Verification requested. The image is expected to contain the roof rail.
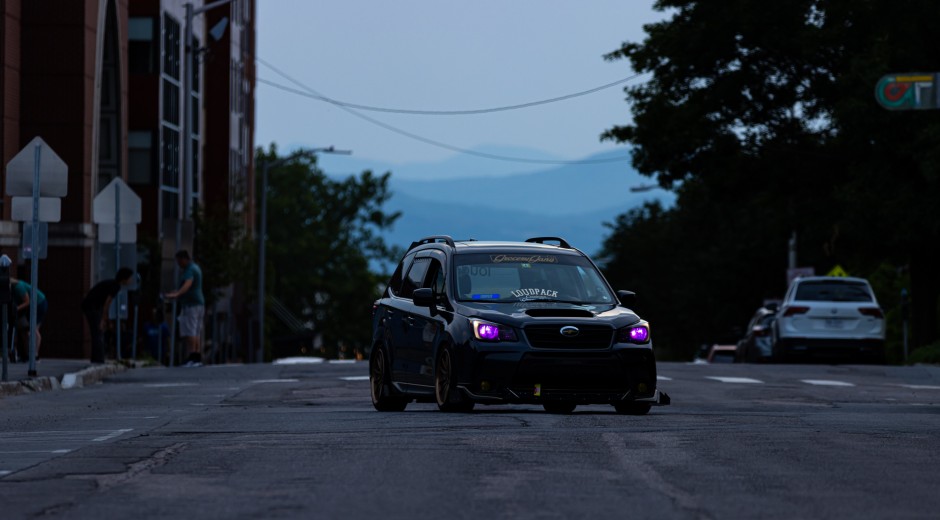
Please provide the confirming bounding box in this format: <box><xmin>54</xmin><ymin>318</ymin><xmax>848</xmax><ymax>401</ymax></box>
<box><xmin>408</xmin><ymin>235</ymin><xmax>456</xmax><ymax>251</ymax></box>
<box><xmin>525</xmin><ymin>236</ymin><xmax>572</xmax><ymax>249</ymax></box>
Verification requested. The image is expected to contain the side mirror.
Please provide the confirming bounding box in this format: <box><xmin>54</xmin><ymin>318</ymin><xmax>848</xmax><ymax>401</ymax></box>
<box><xmin>616</xmin><ymin>290</ymin><xmax>636</xmax><ymax>308</ymax></box>
<box><xmin>413</xmin><ymin>288</ymin><xmax>435</xmax><ymax>308</ymax></box>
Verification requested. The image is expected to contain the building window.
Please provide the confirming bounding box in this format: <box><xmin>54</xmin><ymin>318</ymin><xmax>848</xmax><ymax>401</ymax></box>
<box><xmin>162</xmin><ymin>13</ymin><xmax>180</xmax><ymax>79</ymax></box>
<box><xmin>129</xmin><ymin>17</ymin><xmax>156</xmax><ymax>75</ymax></box>
<box><xmin>128</xmin><ymin>131</ymin><xmax>154</xmax><ymax>185</ymax></box>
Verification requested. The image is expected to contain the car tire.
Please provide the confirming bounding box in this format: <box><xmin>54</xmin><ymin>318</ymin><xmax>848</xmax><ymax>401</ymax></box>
<box><xmin>613</xmin><ymin>402</ymin><xmax>652</xmax><ymax>415</ymax></box>
<box><xmin>370</xmin><ymin>346</ymin><xmax>408</xmax><ymax>412</ymax></box>
<box><xmin>435</xmin><ymin>346</ymin><xmax>474</xmax><ymax>413</ymax></box>
<box><xmin>543</xmin><ymin>402</ymin><xmax>576</xmax><ymax>414</ymax></box>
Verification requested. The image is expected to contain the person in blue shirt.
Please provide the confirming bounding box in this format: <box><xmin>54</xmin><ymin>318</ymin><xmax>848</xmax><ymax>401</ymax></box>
<box><xmin>164</xmin><ymin>250</ymin><xmax>205</xmax><ymax>366</ymax></box>
<box><xmin>11</xmin><ymin>277</ymin><xmax>47</xmax><ymax>359</ymax></box>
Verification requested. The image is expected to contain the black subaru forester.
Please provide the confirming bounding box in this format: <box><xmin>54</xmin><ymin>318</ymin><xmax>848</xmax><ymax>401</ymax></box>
<box><xmin>370</xmin><ymin>236</ymin><xmax>670</xmax><ymax>414</ymax></box>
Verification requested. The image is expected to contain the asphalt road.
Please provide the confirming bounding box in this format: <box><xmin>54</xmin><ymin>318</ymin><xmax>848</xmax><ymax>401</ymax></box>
<box><xmin>1</xmin><ymin>360</ymin><xmax>939</xmax><ymax>519</ymax></box>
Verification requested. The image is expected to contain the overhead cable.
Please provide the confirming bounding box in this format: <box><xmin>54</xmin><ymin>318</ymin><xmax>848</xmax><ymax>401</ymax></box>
<box><xmin>256</xmin><ymin>57</ymin><xmax>639</xmax><ymax>165</ymax></box>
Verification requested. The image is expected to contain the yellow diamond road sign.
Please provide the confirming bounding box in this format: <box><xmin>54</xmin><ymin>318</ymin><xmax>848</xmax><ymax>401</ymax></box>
<box><xmin>827</xmin><ymin>265</ymin><xmax>849</xmax><ymax>277</ymax></box>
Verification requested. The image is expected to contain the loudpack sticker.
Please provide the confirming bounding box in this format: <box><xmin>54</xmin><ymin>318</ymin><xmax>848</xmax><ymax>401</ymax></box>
<box><xmin>490</xmin><ymin>255</ymin><xmax>557</xmax><ymax>264</ymax></box>
<box><xmin>511</xmin><ymin>288</ymin><xmax>558</xmax><ymax>298</ymax></box>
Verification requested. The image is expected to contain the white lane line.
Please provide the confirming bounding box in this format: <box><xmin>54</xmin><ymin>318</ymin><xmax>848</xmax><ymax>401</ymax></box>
<box><xmin>339</xmin><ymin>376</ymin><xmax>370</xmax><ymax>381</ymax></box>
<box><xmin>0</xmin><ymin>470</ymin><xmax>11</xmax><ymax>476</ymax></box>
<box><xmin>143</xmin><ymin>383</ymin><xmax>199</xmax><ymax>388</ymax></box>
<box><xmin>706</xmin><ymin>376</ymin><xmax>764</xmax><ymax>384</ymax></box>
<box><xmin>895</xmin><ymin>384</ymin><xmax>940</xmax><ymax>390</ymax></box>
<box><xmin>657</xmin><ymin>376</ymin><xmax>672</xmax><ymax>381</ymax></box>
<box><xmin>329</xmin><ymin>359</ymin><xmax>358</xmax><ymax>365</ymax></box>
<box><xmin>92</xmin><ymin>429</ymin><xmax>133</xmax><ymax>442</ymax></box>
<box><xmin>802</xmin><ymin>379</ymin><xmax>855</xmax><ymax>387</ymax></box>
<box><xmin>249</xmin><ymin>379</ymin><xmax>299</xmax><ymax>384</ymax></box>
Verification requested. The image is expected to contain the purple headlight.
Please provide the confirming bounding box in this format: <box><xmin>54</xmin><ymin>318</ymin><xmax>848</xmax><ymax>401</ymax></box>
<box><xmin>472</xmin><ymin>320</ymin><xmax>517</xmax><ymax>342</ymax></box>
<box><xmin>629</xmin><ymin>326</ymin><xmax>649</xmax><ymax>342</ymax></box>
<box><xmin>618</xmin><ymin>324</ymin><xmax>650</xmax><ymax>344</ymax></box>
<box><xmin>477</xmin><ymin>323</ymin><xmax>500</xmax><ymax>340</ymax></box>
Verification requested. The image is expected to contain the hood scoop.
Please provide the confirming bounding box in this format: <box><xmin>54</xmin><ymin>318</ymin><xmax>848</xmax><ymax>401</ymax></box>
<box><xmin>524</xmin><ymin>308</ymin><xmax>595</xmax><ymax>318</ymax></box>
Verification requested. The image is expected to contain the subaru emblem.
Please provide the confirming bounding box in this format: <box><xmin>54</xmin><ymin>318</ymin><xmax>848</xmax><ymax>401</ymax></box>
<box><xmin>560</xmin><ymin>326</ymin><xmax>579</xmax><ymax>337</ymax></box>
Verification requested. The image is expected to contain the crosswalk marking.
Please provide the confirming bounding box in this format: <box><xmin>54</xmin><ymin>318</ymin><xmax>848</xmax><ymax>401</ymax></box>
<box><xmin>801</xmin><ymin>380</ymin><xmax>855</xmax><ymax>387</ymax></box>
<box><xmin>706</xmin><ymin>376</ymin><xmax>764</xmax><ymax>384</ymax></box>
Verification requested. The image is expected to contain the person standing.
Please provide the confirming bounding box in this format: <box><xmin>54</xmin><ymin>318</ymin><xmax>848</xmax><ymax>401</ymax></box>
<box><xmin>164</xmin><ymin>250</ymin><xmax>205</xmax><ymax>366</ymax></box>
<box><xmin>82</xmin><ymin>268</ymin><xmax>134</xmax><ymax>363</ymax></box>
<box><xmin>10</xmin><ymin>277</ymin><xmax>48</xmax><ymax>360</ymax></box>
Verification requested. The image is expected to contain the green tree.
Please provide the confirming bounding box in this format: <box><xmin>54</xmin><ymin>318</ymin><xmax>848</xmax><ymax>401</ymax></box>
<box><xmin>257</xmin><ymin>145</ymin><xmax>400</xmax><ymax>357</ymax></box>
<box><xmin>602</xmin><ymin>1</ymin><xmax>940</xmax><ymax>356</ymax></box>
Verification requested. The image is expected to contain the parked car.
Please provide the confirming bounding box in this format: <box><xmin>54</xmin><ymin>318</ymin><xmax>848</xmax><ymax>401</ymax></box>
<box><xmin>772</xmin><ymin>276</ymin><xmax>885</xmax><ymax>363</ymax></box>
<box><xmin>736</xmin><ymin>304</ymin><xmax>778</xmax><ymax>363</ymax></box>
<box><xmin>370</xmin><ymin>236</ymin><xmax>670</xmax><ymax>415</ymax></box>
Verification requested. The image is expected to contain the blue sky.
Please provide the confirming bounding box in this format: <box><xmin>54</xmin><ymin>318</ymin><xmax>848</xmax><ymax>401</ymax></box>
<box><xmin>255</xmin><ymin>1</ymin><xmax>663</xmax><ymax>170</ymax></box>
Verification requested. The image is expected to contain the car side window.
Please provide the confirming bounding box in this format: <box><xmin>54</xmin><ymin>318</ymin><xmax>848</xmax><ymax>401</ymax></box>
<box><xmin>425</xmin><ymin>259</ymin><xmax>446</xmax><ymax>296</ymax></box>
<box><xmin>400</xmin><ymin>257</ymin><xmax>430</xmax><ymax>299</ymax></box>
<box><xmin>388</xmin><ymin>252</ymin><xmax>416</xmax><ymax>297</ymax></box>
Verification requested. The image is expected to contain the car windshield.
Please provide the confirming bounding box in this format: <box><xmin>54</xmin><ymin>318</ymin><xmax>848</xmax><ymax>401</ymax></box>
<box><xmin>794</xmin><ymin>280</ymin><xmax>873</xmax><ymax>302</ymax></box>
<box><xmin>453</xmin><ymin>252</ymin><xmax>615</xmax><ymax>304</ymax></box>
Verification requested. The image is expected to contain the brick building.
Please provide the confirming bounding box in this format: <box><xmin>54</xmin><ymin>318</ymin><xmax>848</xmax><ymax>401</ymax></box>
<box><xmin>0</xmin><ymin>0</ymin><xmax>255</xmax><ymax>360</ymax></box>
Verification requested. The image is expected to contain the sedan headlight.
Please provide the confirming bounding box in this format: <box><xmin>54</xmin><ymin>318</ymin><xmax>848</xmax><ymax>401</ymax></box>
<box><xmin>471</xmin><ymin>319</ymin><xmax>518</xmax><ymax>342</ymax></box>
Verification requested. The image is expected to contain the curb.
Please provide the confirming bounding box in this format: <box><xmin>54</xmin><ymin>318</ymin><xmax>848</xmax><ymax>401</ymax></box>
<box><xmin>0</xmin><ymin>362</ymin><xmax>128</xmax><ymax>398</ymax></box>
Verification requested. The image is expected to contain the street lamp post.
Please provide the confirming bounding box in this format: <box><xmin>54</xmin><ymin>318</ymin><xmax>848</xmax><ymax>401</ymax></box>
<box><xmin>256</xmin><ymin>147</ymin><xmax>351</xmax><ymax>363</ymax></box>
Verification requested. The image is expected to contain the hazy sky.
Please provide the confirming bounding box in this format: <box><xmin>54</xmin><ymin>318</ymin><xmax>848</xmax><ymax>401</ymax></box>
<box><xmin>255</xmin><ymin>1</ymin><xmax>663</xmax><ymax>169</ymax></box>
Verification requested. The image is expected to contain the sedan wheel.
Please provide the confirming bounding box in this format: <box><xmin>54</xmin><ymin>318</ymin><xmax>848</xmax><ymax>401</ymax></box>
<box><xmin>435</xmin><ymin>347</ymin><xmax>474</xmax><ymax>412</ymax></box>
<box><xmin>370</xmin><ymin>347</ymin><xmax>407</xmax><ymax>412</ymax></box>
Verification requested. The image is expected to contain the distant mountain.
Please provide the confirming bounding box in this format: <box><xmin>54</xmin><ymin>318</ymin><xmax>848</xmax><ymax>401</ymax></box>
<box><xmin>390</xmin><ymin>149</ymin><xmax>667</xmax><ymax>215</ymax></box>
<box><xmin>316</xmin><ymin>144</ymin><xmax>588</xmax><ymax>180</ymax></box>
<box><xmin>321</xmin><ymin>148</ymin><xmax>675</xmax><ymax>262</ymax></box>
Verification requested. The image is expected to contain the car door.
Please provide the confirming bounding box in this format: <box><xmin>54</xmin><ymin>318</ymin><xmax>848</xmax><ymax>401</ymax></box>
<box><xmin>391</xmin><ymin>255</ymin><xmax>432</xmax><ymax>384</ymax></box>
<box><xmin>407</xmin><ymin>254</ymin><xmax>450</xmax><ymax>387</ymax></box>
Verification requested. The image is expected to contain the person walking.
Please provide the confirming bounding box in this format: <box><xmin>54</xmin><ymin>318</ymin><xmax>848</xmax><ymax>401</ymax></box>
<box><xmin>10</xmin><ymin>277</ymin><xmax>48</xmax><ymax>360</ymax></box>
<box><xmin>164</xmin><ymin>250</ymin><xmax>205</xmax><ymax>366</ymax></box>
<box><xmin>82</xmin><ymin>268</ymin><xmax>134</xmax><ymax>363</ymax></box>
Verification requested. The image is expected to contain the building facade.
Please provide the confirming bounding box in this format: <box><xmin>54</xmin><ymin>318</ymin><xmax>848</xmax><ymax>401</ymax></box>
<box><xmin>0</xmin><ymin>0</ymin><xmax>255</xmax><ymax>360</ymax></box>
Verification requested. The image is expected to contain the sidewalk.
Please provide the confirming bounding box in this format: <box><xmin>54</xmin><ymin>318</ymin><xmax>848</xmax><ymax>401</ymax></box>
<box><xmin>0</xmin><ymin>358</ymin><xmax>128</xmax><ymax>398</ymax></box>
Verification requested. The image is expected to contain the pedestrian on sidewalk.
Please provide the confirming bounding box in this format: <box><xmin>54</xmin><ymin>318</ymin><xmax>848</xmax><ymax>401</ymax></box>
<box><xmin>163</xmin><ymin>250</ymin><xmax>205</xmax><ymax>367</ymax></box>
<box><xmin>82</xmin><ymin>268</ymin><xmax>134</xmax><ymax>363</ymax></box>
<box><xmin>10</xmin><ymin>277</ymin><xmax>48</xmax><ymax>360</ymax></box>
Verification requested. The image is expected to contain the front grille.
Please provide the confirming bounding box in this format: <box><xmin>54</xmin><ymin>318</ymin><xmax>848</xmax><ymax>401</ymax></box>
<box><xmin>523</xmin><ymin>324</ymin><xmax>614</xmax><ymax>349</ymax></box>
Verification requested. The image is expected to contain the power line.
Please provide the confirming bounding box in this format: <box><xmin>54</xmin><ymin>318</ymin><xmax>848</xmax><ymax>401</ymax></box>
<box><xmin>256</xmin><ymin>71</ymin><xmax>645</xmax><ymax>116</ymax></box>
<box><xmin>256</xmin><ymin>57</ymin><xmax>639</xmax><ymax>165</ymax></box>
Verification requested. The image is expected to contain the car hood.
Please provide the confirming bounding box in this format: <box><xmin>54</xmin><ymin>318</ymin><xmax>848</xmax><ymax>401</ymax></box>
<box><xmin>456</xmin><ymin>301</ymin><xmax>642</xmax><ymax>327</ymax></box>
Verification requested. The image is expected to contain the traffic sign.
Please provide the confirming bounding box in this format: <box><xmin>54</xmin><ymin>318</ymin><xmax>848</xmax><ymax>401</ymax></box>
<box><xmin>875</xmin><ymin>73</ymin><xmax>939</xmax><ymax>110</ymax></box>
<box><xmin>98</xmin><ymin>223</ymin><xmax>137</xmax><ymax>244</ymax></box>
<box><xmin>93</xmin><ymin>178</ymin><xmax>142</xmax><ymax>224</ymax></box>
<box><xmin>827</xmin><ymin>265</ymin><xmax>849</xmax><ymax>277</ymax></box>
<box><xmin>4</xmin><ymin>136</ymin><xmax>68</xmax><ymax>197</ymax></box>
<box><xmin>10</xmin><ymin>196</ymin><xmax>61</xmax><ymax>222</ymax></box>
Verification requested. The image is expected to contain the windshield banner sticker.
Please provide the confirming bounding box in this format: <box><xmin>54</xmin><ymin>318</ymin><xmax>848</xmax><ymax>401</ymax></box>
<box><xmin>490</xmin><ymin>254</ymin><xmax>557</xmax><ymax>264</ymax></box>
<box><xmin>511</xmin><ymin>288</ymin><xmax>558</xmax><ymax>298</ymax></box>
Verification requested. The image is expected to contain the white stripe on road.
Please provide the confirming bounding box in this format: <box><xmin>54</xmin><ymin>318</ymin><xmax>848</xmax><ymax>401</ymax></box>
<box><xmin>92</xmin><ymin>429</ymin><xmax>133</xmax><ymax>442</ymax></box>
<box><xmin>340</xmin><ymin>376</ymin><xmax>370</xmax><ymax>381</ymax></box>
<box><xmin>706</xmin><ymin>376</ymin><xmax>764</xmax><ymax>384</ymax></box>
<box><xmin>249</xmin><ymin>379</ymin><xmax>300</xmax><ymax>384</ymax></box>
<box><xmin>0</xmin><ymin>470</ymin><xmax>11</xmax><ymax>476</ymax></box>
<box><xmin>801</xmin><ymin>379</ymin><xmax>855</xmax><ymax>387</ymax></box>
<box><xmin>657</xmin><ymin>376</ymin><xmax>672</xmax><ymax>381</ymax></box>
<box><xmin>143</xmin><ymin>383</ymin><xmax>199</xmax><ymax>388</ymax></box>
<box><xmin>329</xmin><ymin>360</ymin><xmax>358</xmax><ymax>364</ymax></box>
<box><xmin>895</xmin><ymin>384</ymin><xmax>940</xmax><ymax>390</ymax></box>
<box><xmin>0</xmin><ymin>449</ymin><xmax>72</xmax><ymax>454</ymax></box>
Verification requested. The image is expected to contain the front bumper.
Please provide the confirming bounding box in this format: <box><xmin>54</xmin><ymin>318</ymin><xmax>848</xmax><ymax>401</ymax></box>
<box><xmin>456</xmin><ymin>346</ymin><xmax>668</xmax><ymax>406</ymax></box>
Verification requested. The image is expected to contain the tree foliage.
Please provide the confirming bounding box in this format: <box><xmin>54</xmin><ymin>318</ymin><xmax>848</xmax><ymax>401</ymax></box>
<box><xmin>257</xmin><ymin>145</ymin><xmax>400</xmax><ymax>356</ymax></box>
<box><xmin>602</xmin><ymin>1</ymin><xmax>940</xmax><ymax>357</ymax></box>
